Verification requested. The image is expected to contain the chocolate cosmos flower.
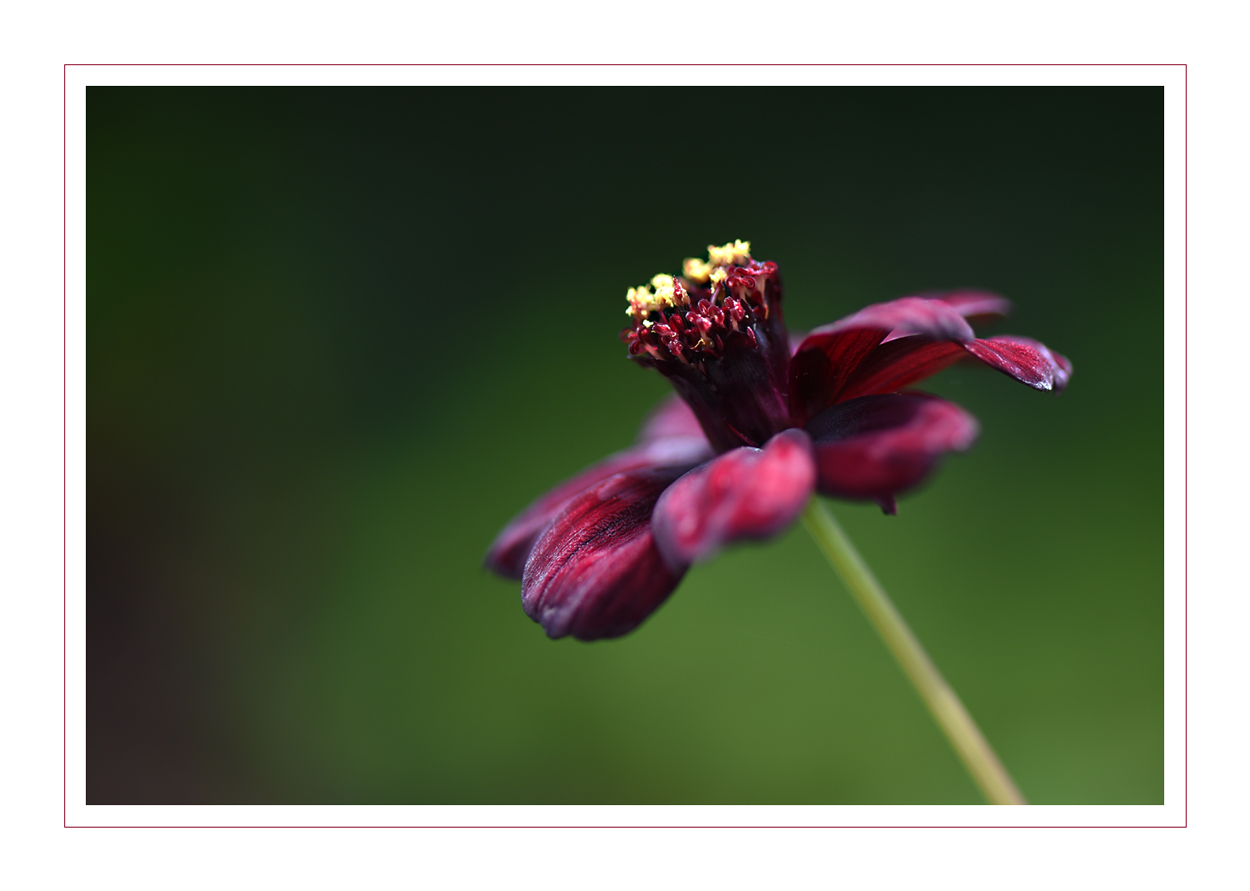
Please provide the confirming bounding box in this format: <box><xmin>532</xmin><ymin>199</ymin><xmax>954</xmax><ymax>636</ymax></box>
<box><xmin>486</xmin><ymin>241</ymin><xmax>1071</xmax><ymax>641</ymax></box>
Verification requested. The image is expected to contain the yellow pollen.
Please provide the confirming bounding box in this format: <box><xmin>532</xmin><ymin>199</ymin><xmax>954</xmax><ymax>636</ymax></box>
<box><xmin>648</xmin><ymin>273</ymin><xmax>678</xmax><ymax>309</ymax></box>
<box><xmin>706</xmin><ymin>239</ymin><xmax>752</xmax><ymax>267</ymax></box>
<box><xmin>626</xmin><ymin>279</ymin><xmax>680</xmax><ymax>315</ymax></box>
<box><xmin>626</xmin><ymin>240</ymin><xmax>754</xmax><ymax>318</ymax></box>
<box><xmin>683</xmin><ymin>257</ymin><xmax>712</xmax><ymax>284</ymax></box>
<box><xmin>625</xmin><ymin>285</ymin><xmax>653</xmax><ymax>317</ymax></box>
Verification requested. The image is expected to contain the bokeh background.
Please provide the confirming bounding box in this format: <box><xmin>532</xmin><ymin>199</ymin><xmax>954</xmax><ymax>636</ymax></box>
<box><xmin>87</xmin><ymin>86</ymin><xmax>1162</xmax><ymax>805</ymax></box>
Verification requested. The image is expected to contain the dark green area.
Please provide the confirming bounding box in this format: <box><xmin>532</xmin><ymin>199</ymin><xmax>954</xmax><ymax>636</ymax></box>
<box><xmin>88</xmin><ymin>86</ymin><xmax>1162</xmax><ymax>804</ymax></box>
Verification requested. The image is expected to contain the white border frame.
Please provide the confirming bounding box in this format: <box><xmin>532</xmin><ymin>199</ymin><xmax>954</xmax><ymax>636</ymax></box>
<box><xmin>65</xmin><ymin>63</ymin><xmax>1186</xmax><ymax>828</ymax></box>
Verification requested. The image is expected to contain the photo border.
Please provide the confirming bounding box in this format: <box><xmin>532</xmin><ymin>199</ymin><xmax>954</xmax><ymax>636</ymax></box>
<box><xmin>65</xmin><ymin>62</ymin><xmax>1186</xmax><ymax>829</ymax></box>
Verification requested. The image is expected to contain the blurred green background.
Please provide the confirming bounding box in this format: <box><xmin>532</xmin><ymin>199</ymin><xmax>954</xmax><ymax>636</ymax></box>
<box><xmin>87</xmin><ymin>86</ymin><xmax>1161</xmax><ymax>805</ymax></box>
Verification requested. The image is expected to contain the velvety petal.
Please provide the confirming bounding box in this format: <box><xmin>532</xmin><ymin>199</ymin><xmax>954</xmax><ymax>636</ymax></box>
<box><xmin>636</xmin><ymin>393</ymin><xmax>707</xmax><ymax>444</ymax></box>
<box><xmin>963</xmin><ymin>335</ymin><xmax>1073</xmax><ymax>393</ymax></box>
<box><xmin>521</xmin><ymin>468</ymin><xmax>687</xmax><ymax>641</ymax></box>
<box><xmin>836</xmin><ymin>332</ymin><xmax>1073</xmax><ymax>401</ymax></box>
<box><xmin>788</xmin><ymin>328</ymin><xmax>883</xmax><ymax>427</ymax></box>
<box><xmin>789</xmin><ymin>297</ymin><xmax>977</xmax><ymax>426</ymax></box>
<box><xmin>651</xmin><ymin>429</ymin><xmax>817</xmax><ymax>568</ymax></box>
<box><xmin>484</xmin><ymin>436</ymin><xmax>711</xmax><ymax>579</ymax></box>
<box><xmin>806</xmin><ymin>394</ymin><xmax>979</xmax><ymax>505</ymax></box>
<box><xmin>656</xmin><ymin>329</ymin><xmax>792</xmax><ymax>451</ymax></box>
<box><xmin>816</xmin><ymin>296</ymin><xmax>978</xmax><ymax>343</ymax></box>
<box><xmin>788</xmin><ymin>329</ymin><xmax>810</xmax><ymax>356</ymax></box>
<box><xmin>923</xmin><ymin>290</ymin><xmax>1013</xmax><ymax>326</ymax></box>
<box><xmin>837</xmin><ymin>336</ymin><xmax>968</xmax><ymax>401</ymax></box>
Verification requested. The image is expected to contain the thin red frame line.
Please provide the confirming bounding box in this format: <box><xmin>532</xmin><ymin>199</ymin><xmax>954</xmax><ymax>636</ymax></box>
<box><xmin>65</xmin><ymin>62</ymin><xmax>1184</xmax><ymax>65</ymax></box>
<box><xmin>60</xmin><ymin>60</ymin><xmax>1190</xmax><ymax>824</ymax></box>
<box><xmin>67</xmin><ymin>825</ymin><xmax>1184</xmax><ymax>829</ymax></box>
<box><xmin>63</xmin><ymin>62</ymin><xmax>68</xmax><ymax>830</ymax></box>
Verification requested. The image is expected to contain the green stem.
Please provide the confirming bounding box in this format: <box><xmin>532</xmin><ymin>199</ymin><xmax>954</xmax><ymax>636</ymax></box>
<box><xmin>801</xmin><ymin>498</ymin><xmax>1026</xmax><ymax>805</ymax></box>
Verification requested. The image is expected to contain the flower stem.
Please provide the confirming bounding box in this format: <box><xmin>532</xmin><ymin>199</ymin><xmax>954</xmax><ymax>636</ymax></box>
<box><xmin>801</xmin><ymin>498</ymin><xmax>1027</xmax><ymax>805</ymax></box>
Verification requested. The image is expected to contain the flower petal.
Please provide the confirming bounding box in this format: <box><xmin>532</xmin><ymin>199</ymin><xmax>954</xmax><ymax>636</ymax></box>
<box><xmin>484</xmin><ymin>436</ymin><xmax>711</xmax><ymax>579</ymax></box>
<box><xmin>788</xmin><ymin>330</ymin><xmax>881</xmax><ymax>428</ymax></box>
<box><xmin>789</xmin><ymin>297</ymin><xmax>976</xmax><ymax>425</ymax></box>
<box><xmin>657</xmin><ymin>330</ymin><xmax>792</xmax><ymax>451</ymax></box>
<box><xmin>806</xmin><ymin>394</ymin><xmax>979</xmax><ymax>506</ymax></box>
<box><xmin>651</xmin><ymin>429</ymin><xmax>817</xmax><ymax>567</ymax></box>
<box><xmin>837</xmin><ymin>336</ymin><xmax>968</xmax><ymax>401</ymax></box>
<box><xmin>922</xmin><ymin>290</ymin><xmax>1013</xmax><ymax>326</ymax></box>
<box><xmin>809</xmin><ymin>306</ymin><xmax>1070</xmax><ymax>403</ymax></box>
<box><xmin>521</xmin><ymin>468</ymin><xmax>687</xmax><ymax>641</ymax></box>
<box><xmin>963</xmin><ymin>335</ymin><xmax>1073</xmax><ymax>393</ymax></box>
<box><xmin>788</xmin><ymin>329</ymin><xmax>809</xmax><ymax>357</ymax></box>
<box><xmin>818</xmin><ymin>296</ymin><xmax>978</xmax><ymax>342</ymax></box>
<box><xmin>635</xmin><ymin>393</ymin><xmax>707</xmax><ymax>444</ymax></box>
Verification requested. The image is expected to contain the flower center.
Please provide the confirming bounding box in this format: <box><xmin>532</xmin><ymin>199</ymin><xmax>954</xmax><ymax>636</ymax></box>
<box><xmin>620</xmin><ymin>241</ymin><xmax>793</xmax><ymax>452</ymax></box>
<box><xmin>622</xmin><ymin>240</ymin><xmax>779</xmax><ymax>364</ymax></box>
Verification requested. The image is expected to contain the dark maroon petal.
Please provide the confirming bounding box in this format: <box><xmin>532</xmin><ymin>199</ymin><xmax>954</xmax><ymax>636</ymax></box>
<box><xmin>521</xmin><ymin>468</ymin><xmax>687</xmax><ymax>641</ymax></box>
<box><xmin>838</xmin><ymin>336</ymin><xmax>968</xmax><ymax>401</ymax></box>
<box><xmin>806</xmin><ymin>393</ymin><xmax>979</xmax><ymax>504</ymax></box>
<box><xmin>655</xmin><ymin>329</ymin><xmax>792</xmax><ymax>451</ymax></box>
<box><xmin>651</xmin><ymin>429</ymin><xmax>817</xmax><ymax>567</ymax></box>
<box><xmin>923</xmin><ymin>290</ymin><xmax>1013</xmax><ymax>326</ymax></box>
<box><xmin>963</xmin><ymin>335</ymin><xmax>1073</xmax><ymax>393</ymax></box>
<box><xmin>839</xmin><ymin>332</ymin><xmax>1074</xmax><ymax>401</ymax></box>
<box><xmin>789</xmin><ymin>297</ymin><xmax>977</xmax><ymax>426</ymax></box>
<box><xmin>818</xmin><ymin>296</ymin><xmax>978</xmax><ymax>343</ymax></box>
<box><xmin>636</xmin><ymin>394</ymin><xmax>707</xmax><ymax>444</ymax></box>
<box><xmin>484</xmin><ymin>436</ymin><xmax>711</xmax><ymax>579</ymax></box>
<box><xmin>788</xmin><ymin>329</ymin><xmax>809</xmax><ymax>356</ymax></box>
<box><xmin>788</xmin><ymin>327</ymin><xmax>883</xmax><ymax>428</ymax></box>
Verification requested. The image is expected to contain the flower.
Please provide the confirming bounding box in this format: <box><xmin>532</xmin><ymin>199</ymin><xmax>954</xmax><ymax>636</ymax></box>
<box><xmin>486</xmin><ymin>242</ymin><xmax>1072</xmax><ymax>641</ymax></box>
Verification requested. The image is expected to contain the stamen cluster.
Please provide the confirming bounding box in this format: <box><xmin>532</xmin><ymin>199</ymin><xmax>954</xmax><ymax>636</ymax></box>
<box><xmin>621</xmin><ymin>241</ymin><xmax>780</xmax><ymax>365</ymax></box>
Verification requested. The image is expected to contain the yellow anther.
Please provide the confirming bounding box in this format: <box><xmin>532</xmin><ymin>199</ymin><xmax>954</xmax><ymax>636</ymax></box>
<box><xmin>683</xmin><ymin>257</ymin><xmax>712</xmax><ymax>284</ymax></box>
<box><xmin>626</xmin><ymin>285</ymin><xmax>654</xmax><ymax>316</ymax></box>
<box><xmin>626</xmin><ymin>241</ymin><xmax>754</xmax><ymax>319</ymax></box>
<box><xmin>707</xmin><ymin>239</ymin><xmax>752</xmax><ymax>267</ymax></box>
<box><xmin>626</xmin><ymin>279</ymin><xmax>679</xmax><ymax>315</ymax></box>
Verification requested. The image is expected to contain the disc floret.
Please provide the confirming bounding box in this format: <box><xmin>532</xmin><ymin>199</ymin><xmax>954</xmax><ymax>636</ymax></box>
<box><xmin>621</xmin><ymin>241</ymin><xmax>782</xmax><ymax>364</ymax></box>
<box><xmin>619</xmin><ymin>241</ymin><xmax>792</xmax><ymax>452</ymax></box>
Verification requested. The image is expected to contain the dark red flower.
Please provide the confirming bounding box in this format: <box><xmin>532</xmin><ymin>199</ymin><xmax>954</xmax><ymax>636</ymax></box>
<box><xmin>486</xmin><ymin>242</ymin><xmax>1071</xmax><ymax>641</ymax></box>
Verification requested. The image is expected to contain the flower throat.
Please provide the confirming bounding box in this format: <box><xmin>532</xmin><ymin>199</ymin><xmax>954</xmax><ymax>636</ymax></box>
<box><xmin>620</xmin><ymin>241</ymin><xmax>793</xmax><ymax>453</ymax></box>
<box><xmin>621</xmin><ymin>240</ymin><xmax>781</xmax><ymax>364</ymax></box>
